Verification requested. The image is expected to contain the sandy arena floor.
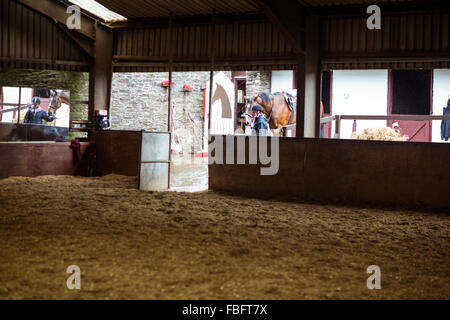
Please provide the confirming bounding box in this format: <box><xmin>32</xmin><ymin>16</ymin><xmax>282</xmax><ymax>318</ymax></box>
<box><xmin>0</xmin><ymin>174</ymin><xmax>449</xmax><ymax>300</ymax></box>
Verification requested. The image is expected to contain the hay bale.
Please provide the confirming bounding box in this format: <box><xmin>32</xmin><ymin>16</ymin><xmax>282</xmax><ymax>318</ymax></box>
<box><xmin>351</xmin><ymin>127</ymin><xmax>408</xmax><ymax>141</ymax></box>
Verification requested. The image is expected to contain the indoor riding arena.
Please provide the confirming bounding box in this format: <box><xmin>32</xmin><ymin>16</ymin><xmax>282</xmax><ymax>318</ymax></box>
<box><xmin>1</xmin><ymin>0</ymin><xmax>449</xmax><ymax>300</ymax></box>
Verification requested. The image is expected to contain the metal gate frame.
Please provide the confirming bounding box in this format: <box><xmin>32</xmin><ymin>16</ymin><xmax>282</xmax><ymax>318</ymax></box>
<box><xmin>138</xmin><ymin>130</ymin><xmax>171</xmax><ymax>191</ymax></box>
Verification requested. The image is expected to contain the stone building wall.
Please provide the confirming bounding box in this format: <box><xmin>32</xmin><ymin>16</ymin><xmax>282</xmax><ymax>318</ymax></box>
<box><xmin>110</xmin><ymin>71</ymin><xmax>232</xmax><ymax>155</ymax></box>
<box><xmin>246</xmin><ymin>71</ymin><xmax>272</xmax><ymax>97</ymax></box>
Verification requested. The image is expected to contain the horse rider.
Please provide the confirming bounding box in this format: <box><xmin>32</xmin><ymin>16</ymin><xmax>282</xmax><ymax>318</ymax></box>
<box><xmin>23</xmin><ymin>96</ymin><xmax>55</xmax><ymax>125</ymax></box>
<box><xmin>236</xmin><ymin>105</ymin><xmax>247</xmax><ymax>132</ymax></box>
<box><xmin>251</xmin><ymin>104</ymin><xmax>269</xmax><ymax>136</ymax></box>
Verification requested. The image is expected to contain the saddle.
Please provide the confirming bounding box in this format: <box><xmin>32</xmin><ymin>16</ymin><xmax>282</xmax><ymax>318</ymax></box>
<box><xmin>280</xmin><ymin>91</ymin><xmax>296</xmax><ymax>112</ymax></box>
<box><xmin>275</xmin><ymin>91</ymin><xmax>297</xmax><ymax>125</ymax></box>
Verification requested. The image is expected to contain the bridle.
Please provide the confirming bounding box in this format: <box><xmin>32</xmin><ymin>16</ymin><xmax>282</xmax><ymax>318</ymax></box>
<box><xmin>245</xmin><ymin>95</ymin><xmax>274</xmax><ymax>128</ymax></box>
<box><xmin>48</xmin><ymin>92</ymin><xmax>64</xmax><ymax>117</ymax></box>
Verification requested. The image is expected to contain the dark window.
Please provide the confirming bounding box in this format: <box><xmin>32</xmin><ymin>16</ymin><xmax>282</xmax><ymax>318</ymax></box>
<box><xmin>391</xmin><ymin>70</ymin><xmax>431</xmax><ymax>115</ymax></box>
<box><xmin>34</xmin><ymin>88</ymin><xmax>51</xmax><ymax>98</ymax></box>
<box><xmin>321</xmin><ymin>71</ymin><xmax>332</xmax><ymax>115</ymax></box>
<box><xmin>235</xmin><ymin>79</ymin><xmax>246</xmax><ymax>108</ymax></box>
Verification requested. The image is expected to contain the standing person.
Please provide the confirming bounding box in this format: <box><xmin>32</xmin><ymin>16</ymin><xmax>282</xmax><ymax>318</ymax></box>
<box><xmin>23</xmin><ymin>97</ymin><xmax>38</xmax><ymax>124</ymax></box>
<box><xmin>441</xmin><ymin>98</ymin><xmax>450</xmax><ymax>141</ymax></box>
<box><xmin>320</xmin><ymin>101</ymin><xmax>326</xmax><ymax>138</ymax></box>
<box><xmin>251</xmin><ymin>104</ymin><xmax>269</xmax><ymax>136</ymax></box>
<box><xmin>23</xmin><ymin>96</ymin><xmax>55</xmax><ymax>125</ymax></box>
<box><xmin>236</xmin><ymin>105</ymin><xmax>247</xmax><ymax>133</ymax></box>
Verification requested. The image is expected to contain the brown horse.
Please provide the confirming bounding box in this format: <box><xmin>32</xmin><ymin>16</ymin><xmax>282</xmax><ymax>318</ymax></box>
<box><xmin>48</xmin><ymin>90</ymin><xmax>70</xmax><ymax>114</ymax></box>
<box><xmin>244</xmin><ymin>92</ymin><xmax>296</xmax><ymax>132</ymax></box>
<box><xmin>48</xmin><ymin>90</ymin><xmax>70</xmax><ymax>127</ymax></box>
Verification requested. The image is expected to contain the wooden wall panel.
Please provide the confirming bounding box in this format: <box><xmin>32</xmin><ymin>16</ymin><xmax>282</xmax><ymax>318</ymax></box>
<box><xmin>112</xmin><ymin>20</ymin><xmax>297</xmax><ymax>72</ymax></box>
<box><xmin>0</xmin><ymin>0</ymin><xmax>89</xmax><ymax>71</ymax></box>
<box><xmin>90</xmin><ymin>130</ymin><xmax>141</xmax><ymax>177</ymax></box>
<box><xmin>0</xmin><ymin>131</ymin><xmax>141</xmax><ymax>179</ymax></box>
<box><xmin>0</xmin><ymin>142</ymin><xmax>90</xmax><ymax>178</ymax></box>
<box><xmin>322</xmin><ymin>11</ymin><xmax>450</xmax><ymax>70</ymax></box>
<box><xmin>209</xmin><ymin>136</ymin><xmax>450</xmax><ymax>211</ymax></box>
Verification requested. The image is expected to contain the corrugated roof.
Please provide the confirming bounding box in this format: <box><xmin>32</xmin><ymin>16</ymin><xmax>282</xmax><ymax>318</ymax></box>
<box><xmin>79</xmin><ymin>0</ymin><xmax>431</xmax><ymax>20</ymax></box>
<box><xmin>297</xmin><ymin>0</ymin><xmax>416</xmax><ymax>6</ymax></box>
<box><xmin>69</xmin><ymin>0</ymin><xmax>127</xmax><ymax>22</ymax></box>
<box><xmin>93</xmin><ymin>0</ymin><xmax>261</xmax><ymax>19</ymax></box>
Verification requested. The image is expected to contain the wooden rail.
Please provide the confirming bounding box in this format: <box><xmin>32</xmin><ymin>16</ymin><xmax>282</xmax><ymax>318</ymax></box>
<box><xmin>0</xmin><ymin>101</ymin><xmax>89</xmax><ymax>115</ymax></box>
<box><xmin>0</xmin><ymin>104</ymin><xmax>30</xmax><ymax>114</ymax></box>
<box><xmin>1</xmin><ymin>101</ymin><xmax>90</xmax><ymax>129</ymax></box>
<box><xmin>320</xmin><ymin>115</ymin><xmax>450</xmax><ymax>139</ymax></box>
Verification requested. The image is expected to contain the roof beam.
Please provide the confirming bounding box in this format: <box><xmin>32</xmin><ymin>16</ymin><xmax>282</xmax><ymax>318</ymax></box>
<box><xmin>258</xmin><ymin>0</ymin><xmax>306</xmax><ymax>55</ymax></box>
<box><xmin>15</xmin><ymin>0</ymin><xmax>96</xmax><ymax>40</ymax></box>
<box><xmin>108</xmin><ymin>13</ymin><xmax>268</xmax><ymax>29</ymax></box>
<box><xmin>54</xmin><ymin>22</ymin><xmax>95</xmax><ymax>57</ymax></box>
<box><xmin>316</xmin><ymin>0</ymin><xmax>450</xmax><ymax>16</ymax></box>
<box><xmin>88</xmin><ymin>24</ymin><xmax>113</xmax><ymax>121</ymax></box>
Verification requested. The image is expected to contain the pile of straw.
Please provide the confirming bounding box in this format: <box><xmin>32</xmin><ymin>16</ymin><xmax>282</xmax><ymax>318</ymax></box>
<box><xmin>351</xmin><ymin>127</ymin><xmax>408</xmax><ymax>141</ymax></box>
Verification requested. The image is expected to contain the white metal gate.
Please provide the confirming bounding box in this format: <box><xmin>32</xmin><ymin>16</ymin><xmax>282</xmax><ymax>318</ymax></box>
<box><xmin>139</xmin><ymin>131</ymin><xmax>171</xmax><ymax>191</ymax></box>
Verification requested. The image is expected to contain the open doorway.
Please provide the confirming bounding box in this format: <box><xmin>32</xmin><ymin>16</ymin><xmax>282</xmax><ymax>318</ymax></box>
<box><xmin>232</xmin><ymin>71</ymin><xmax>247</xmax><ymax>134</ymax></box>
<box><xmin>321</xmin><ymin>69</ymin><xmax>449</xmax><ymax>143</ymax></box>
<box><xmin>432</xmin><ymin>69</ymin><xmax>450</xmax><ymax>143</ymax></box>
<box><xmin>330</xmin><ymin>70</ymin><xmax>389</xmax><ymax>139</ymax></box>
<box><xmin>388</xmin><ymin>70</ymin><xmax>432</xmax><ymax>142</ymax></box>
<box><xmin>321</xmin><ymin>71</ymin><xmax>332</xmax><ymax>138</ymax></box>
<box><xmin>110</xmin><ymin>69</ymin><xmax>296</xmax><ymax>191</ymax></box>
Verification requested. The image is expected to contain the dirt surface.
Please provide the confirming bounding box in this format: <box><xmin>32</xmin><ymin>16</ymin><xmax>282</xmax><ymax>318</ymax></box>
<box><xmin>0</xmin><ymin>174</ymin><xmax>449</xmax><ymax>300</ymax></box>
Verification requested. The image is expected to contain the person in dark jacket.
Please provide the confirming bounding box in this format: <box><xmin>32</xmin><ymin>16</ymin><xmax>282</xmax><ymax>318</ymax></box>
<box><xmin>441</xmin><ymin>98</ymin><xmax>450</xmax><ymax>141</ymax></box>
<box><xmin>23</xmin><ymin>96</ymin><xmax>55</xmax><ymax>125</ymax></box>
<box><xmin>251</xmin><ymin>104</ymin><xmax>269</xmax><ymax>136</ymax></box>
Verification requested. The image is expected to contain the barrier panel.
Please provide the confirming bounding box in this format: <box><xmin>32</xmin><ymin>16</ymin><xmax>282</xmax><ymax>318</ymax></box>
<box><xmin>139</xmin><ymin>131</ymin><xmax>171</xmax><ymax>191</ymax></box>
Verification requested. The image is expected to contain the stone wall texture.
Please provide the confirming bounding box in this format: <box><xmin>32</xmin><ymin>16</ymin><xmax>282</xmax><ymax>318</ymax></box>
<box><xmin>110</xmin><ymin>71</ymin><xmax>233</xmax><ymax>155</ymax></box>
<box><xmin>246</xmin><ymin>71</ymin><xmax>272</xmax><ymax>98</ymax></box>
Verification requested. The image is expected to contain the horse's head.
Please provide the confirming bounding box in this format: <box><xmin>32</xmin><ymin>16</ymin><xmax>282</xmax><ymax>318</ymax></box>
<box><xmin>243</xmin><ymin>96</ymin><xmax>257</xmax><ymax>125</ymax></box>
<box><xmin>48</xmin><ymin>90</ymin><xmax>61</xmax><ymax>113</ymax></box>
<box><xmin>243</xmin><ymin>94</ymin><xmax>270</xmax><ymax>123</ymax></box>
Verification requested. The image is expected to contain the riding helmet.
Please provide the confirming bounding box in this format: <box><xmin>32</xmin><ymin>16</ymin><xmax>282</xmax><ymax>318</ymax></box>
<box><xmin>252</xmin><ymin>104</ymin><xmax>263</xmax><ymax>112</ymax></box>
<box><xmin>32</xmin><ymin>96</ymin><xmax>41</xmax><ymax>105</ymax></box>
